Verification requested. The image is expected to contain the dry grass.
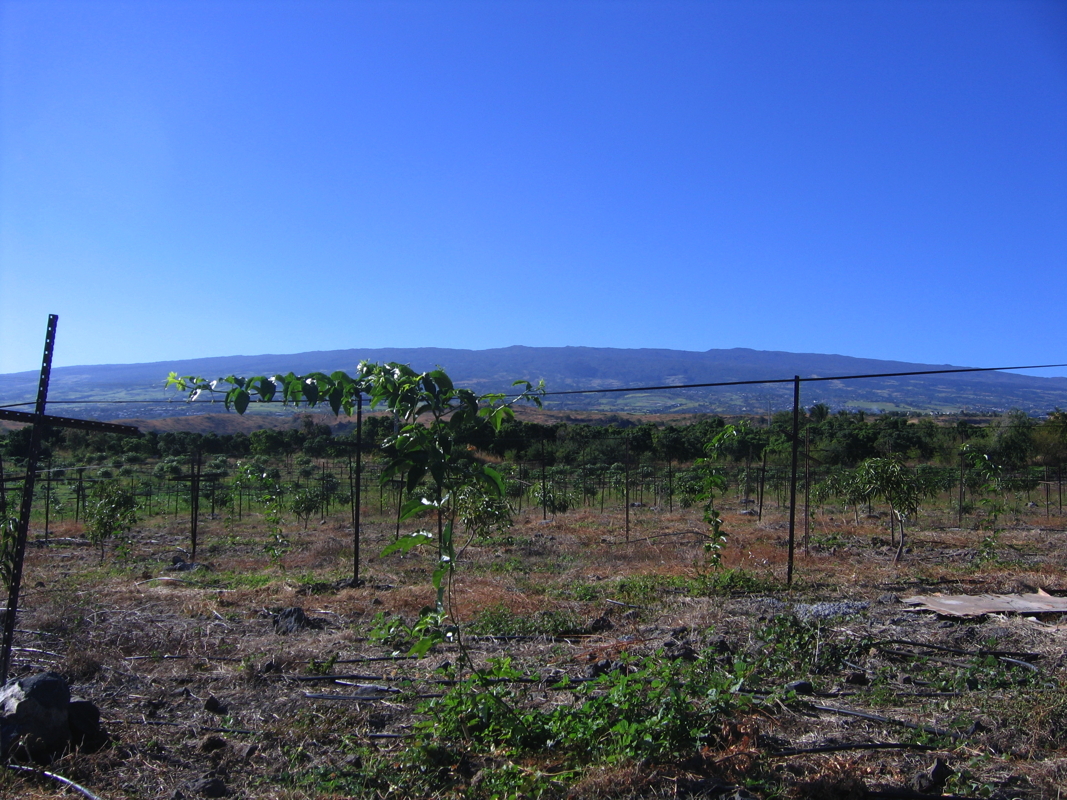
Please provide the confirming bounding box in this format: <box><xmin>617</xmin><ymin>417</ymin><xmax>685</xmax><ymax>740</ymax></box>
<box><xmin>4</xmin><ymin>497</ymin><xmax>1067</xmax><ymax>798</ymax></box>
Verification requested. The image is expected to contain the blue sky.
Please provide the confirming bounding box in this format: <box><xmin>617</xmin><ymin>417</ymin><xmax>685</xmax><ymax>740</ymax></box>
<box><xmin>1</xmin><ymin>0</ymin><xmax>1065</xmax><ymax>377</ymax></box>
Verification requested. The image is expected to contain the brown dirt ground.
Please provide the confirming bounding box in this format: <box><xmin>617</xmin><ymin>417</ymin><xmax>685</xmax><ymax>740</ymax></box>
<box><xmin>3</xmin><ymin>499</ymin><xmax>1067</xmax><ymax>799</ymax></box>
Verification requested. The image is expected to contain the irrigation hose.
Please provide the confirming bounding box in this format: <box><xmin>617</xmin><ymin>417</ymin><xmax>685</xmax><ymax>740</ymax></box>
<box><xmin>6</xmin><ymin>763</ymin><xmax>104</xmax><ymax>800</ymax></box>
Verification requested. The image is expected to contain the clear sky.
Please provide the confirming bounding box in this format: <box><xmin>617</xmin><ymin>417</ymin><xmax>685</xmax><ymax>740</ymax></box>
<box><xmin>1</xmin><ymin>0</ymin><xmax>1065</xmax><ymax>377</ymax></box>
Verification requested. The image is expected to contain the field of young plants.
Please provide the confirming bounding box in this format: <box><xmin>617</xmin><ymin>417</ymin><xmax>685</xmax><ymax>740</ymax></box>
<box><xmin>2</xmin><ymin>366</ymin><xmax>1066</xmax><ymax>799</ymax></box>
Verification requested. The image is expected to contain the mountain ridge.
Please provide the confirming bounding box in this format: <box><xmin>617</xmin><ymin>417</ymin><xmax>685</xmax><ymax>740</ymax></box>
<box><xmin>1</xmin><ymin>345</ymin><xmax>1065</xmax><ymax>420</ymax></box>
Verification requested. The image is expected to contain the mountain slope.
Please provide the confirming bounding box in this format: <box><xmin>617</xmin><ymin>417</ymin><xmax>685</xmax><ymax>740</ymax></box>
<box><xmin>1</xmin><ymin>346</ymin><xmax>1065</xmax><ymax>420</ymax></box>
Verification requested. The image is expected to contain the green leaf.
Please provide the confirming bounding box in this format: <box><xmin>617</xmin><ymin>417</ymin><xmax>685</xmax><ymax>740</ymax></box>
<box><xmin>408</xmin><ymin>633</ymin><xmax>441</xmax><ymax>658</ymax></box>
<box><xmin>431</xmin><ymin>562</ymin><xmax>448</xmax><ymax>594</ymax></box>
<box><xmin>253</xmin><ymin>377</ymin><xmax>277</xmax><ymax>403</ymax></box>
<box><xmin>328</xmin><ymin>386</ymin><xmax>344</xmax><ymax>416</ymax></box>
<box><xmin>405</xmin><ymin>465</ymin><xmax>427</xmax><ymax>492</ymax></box>
<box><xmin>430</xmin><ymin>369</ymin><xmax>454</xmax><ymax>392</ymax></box>
<box><xmin>380</xmin><ymin>530</ymin><xmax>434</xmax><ymax>557</ymax></box>
<box><xmin>481</xmin><ymin>404</ymin><xmax>515</xmax><ymax>432</ymax></box>
<box><xmin>282</xmin><ymin>373</ymin><xmax>302</xmax><ymax>405</ymax></box>
<box><xmin>233</xmin><ymin>388</ymin><xmax>250</xmax><ymax>415</ymax></box>
<box><xmin>164</xmin><ymin>372</ymin><xmax>189</xmax><ymax>390</ymax></box>
<box><xmin>421</xmin><ymin>374</ymin><xmax>438</xmax><ymax>398</ymax></box>
<box><xmin>481</xmin><ymin>465</ymin><xmax>505</xmax><ymax>496</ymax></box>
<box><xmin>399</xmin><ymin>496</ymin><xmax>433</xmax><ymax>521</ymax></box>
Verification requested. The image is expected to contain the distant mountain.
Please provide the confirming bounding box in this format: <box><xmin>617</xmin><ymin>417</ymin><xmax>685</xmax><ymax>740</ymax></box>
<box><xmin>1</xmin><ymin>346</ymin><xmax>1065</xmax><ymax>422</ymax></box>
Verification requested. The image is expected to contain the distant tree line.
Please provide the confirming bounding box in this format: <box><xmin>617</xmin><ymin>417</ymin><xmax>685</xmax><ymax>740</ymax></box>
<box><xmin>2</xmin><ymin>408</ymin><xmax>1066</xmax><ymax>472</ymax></box>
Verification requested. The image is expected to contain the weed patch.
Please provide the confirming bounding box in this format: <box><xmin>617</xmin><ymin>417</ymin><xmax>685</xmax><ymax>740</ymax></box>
<box><xmin>467</xmin><ymin>603</ymin><xmax>584</xmax><ymax>637</ymax></box>
<box><xmin>749</xmin><ymin>614</ymin><xmax>871</xmax><ymax>681</ymax></box>
<box><xmin>418</xmin><ymin>653</ymin><xmax>754</xmax><ymax>772</ymax></box>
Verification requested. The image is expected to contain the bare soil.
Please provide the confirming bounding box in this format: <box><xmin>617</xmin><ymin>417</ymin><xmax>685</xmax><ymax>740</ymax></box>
<box><xmin>4</xmin><ymin>500</ymin><xmax>1067</xmax><ymax>799</ymax></box>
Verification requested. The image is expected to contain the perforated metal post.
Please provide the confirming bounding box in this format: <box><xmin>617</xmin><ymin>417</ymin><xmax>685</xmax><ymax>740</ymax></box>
<box><xmin>1</xmin><ymin>315</ymin><xmax>57</xmax><ymax>682</ymax></box>
<box><xmin>0</xmin><ymin>316</ymin><xmax>139</xmax><ymax>683</ymax></box>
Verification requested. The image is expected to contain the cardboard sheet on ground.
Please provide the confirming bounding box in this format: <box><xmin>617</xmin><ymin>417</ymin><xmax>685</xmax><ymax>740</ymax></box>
<box><xmin>902</xmin><ymin>592</ymin><xmax>1067</xmax><ymax>617</ymax></box>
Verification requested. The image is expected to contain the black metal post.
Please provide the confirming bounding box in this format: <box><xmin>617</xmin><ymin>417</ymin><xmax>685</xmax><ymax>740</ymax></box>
<box><xmin>668</xmin><ymin>457</ymin><xmax>673</xmax><ymax>513</ymax></box>
<box><xmin>786</xmin><ymin>375</ymin><xmax>800</xmax><ymax>587</ymax></box>
<box><xmin>190</xmin><ymin>451</ymin><xmax>202</xmax><ymax>561</ymax></box>
<box><xmin>625</xmin><ymin>440</ymin><xmax>631</xmax><ymax>542</ymax></box>
<box><xmin>75</xmin><ymin>467</ymin><xmax>85</xmax><ymax>522</ymax></box>
<box><xmin>803</xmin><ymin>428</ymin><xmax>810</xmax><ymax>553</ymax></box>
<box><xmin>1045</xmin><ymin>466</ymin><xmax>1050</xmax><ymax>519</ymax></box>
<box><xmin>540</xmin><ymin>438</ymin><xmax>547</xmax><ymax>521</ymax></box>
<box><xmin>353</xmin><ymin>393</ymin><xmax>363</xmax><ymax>586</ymax></box>
<box><xmin>757</xmin><ymin>450</ymin><xmax>767</xmax><ymax>522</ymax></box>
<box><xmin>958</xmin><ymin>451</ymin><xmax>965</xmax><ymax>528</ymax></box>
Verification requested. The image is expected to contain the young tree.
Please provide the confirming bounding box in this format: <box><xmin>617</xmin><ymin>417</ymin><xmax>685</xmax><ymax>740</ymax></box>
<box><xmin>168</xmin><ymin>364</ymin><xmax>543</xmax><ymax>652</ymax></box>
<box><xmin>964</xmin><ymin>448</ymin><xmax>1006</xmax><ymax>533</ymax></box>
<box><xmin>289</xmin><ymin>487</ymin><xmax>323</xmax><ymax>530</ymax></box>
<box><xmin>1034</xmin><ymin>410</ymin><xmax>1067</xmax><ymax>468</ymax></box>
<box><xmin>990</xmin><ymin>410</ymin><xmax>1036</xmax><ymax>469</ymax></box>
<box><xmin>83</xmin><ymin>480</ymin><xmax>138</xmax><ymax>562</ymax></box>
<box><xmin>811</xmin><ymin>469</ymin><xmax>868</xmax><ymax>525</ymax></box>
<box><xmin>691</xmin><ymin>425</ymin><xmax>742</xmax><ymax>567</ymax></box>
<box><xmin>856</xmin><ymin>457</ymin><xmax>919</xmax><ymax>563</ymax></box>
